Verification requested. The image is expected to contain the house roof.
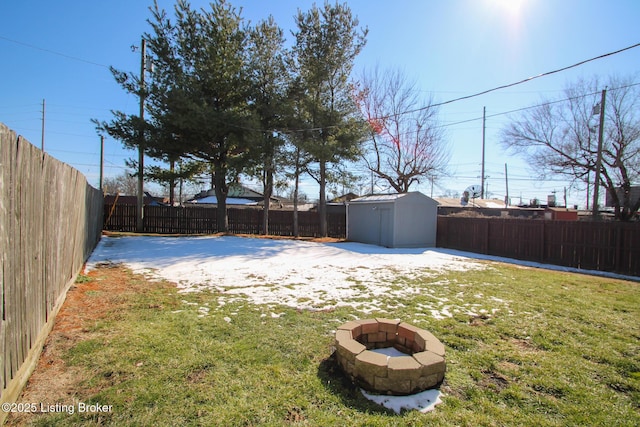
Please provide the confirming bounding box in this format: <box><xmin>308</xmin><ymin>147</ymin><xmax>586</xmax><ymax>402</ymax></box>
<box><xmin>186</xmin><ymin>196</ymin><xmax>258</xmax><ymax>205</ymax></box>
<box><xmin>104</xmin><ymin>193</ymin><xmax>168</xmax><ymax>206</ymax></box>
<box><xmin>434</xmin><ymin>197</ymin><xmax>509</xmax><ymax>208</ymax></box>
<box><xmin>192</xmin><ymin>184</ymin><xmax>287</xmax><ymax>204</ymax></box>
<box><xmin>331</xmin><ymin>192</ymin><xmax>359</xmax><ymax>203</ymax></box>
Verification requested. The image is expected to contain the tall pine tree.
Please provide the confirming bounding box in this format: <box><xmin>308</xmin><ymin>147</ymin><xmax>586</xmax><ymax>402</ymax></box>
<box><xmin>145</xmin><ymin>0</ymin><xmax>252</xmax><ymax>231</ymax></box>
<box><xmin>292</xmin><ymin>2</ymin><xmax>368</xmax><ymax>236</ymax></box>
<box><xmin>247</xmin><ymin>16</ymin><xmax>289</xmax><ymax>234</ymax></box>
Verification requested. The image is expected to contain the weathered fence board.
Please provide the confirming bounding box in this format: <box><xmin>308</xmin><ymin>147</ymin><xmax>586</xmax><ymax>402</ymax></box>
<box><xmin>437</xmin><ymin>216</ymin><xmax>640</xmax><ymax>277</ymax></box>
<box><xmin>0</xmin><ymin>123</ymin><xmax>103</xmax><ymax>421</ymax></box>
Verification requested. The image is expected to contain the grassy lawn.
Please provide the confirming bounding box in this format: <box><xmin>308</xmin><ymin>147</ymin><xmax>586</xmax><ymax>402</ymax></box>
<box><xmin>9</xmin><ymin>261</ymin><xmax>640</xmax><ymax>426</ymax></box>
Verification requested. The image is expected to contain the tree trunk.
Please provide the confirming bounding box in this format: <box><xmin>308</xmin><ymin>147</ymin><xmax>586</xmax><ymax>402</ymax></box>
<box><xmin>293</xmin><ymin>151</ymin><xmax>300</xmax><ymax>237</ymax></box>
<box><xmin>319</xmin><ymin>160</ymin><xmax>327</xmax><ymax>237</ymax></box>
<box><xmin>262</xmin><ymin>166</ymin><xmax>273</xmax><ymax>235</ymax></box>
<box><xmin>213</xmin><ymin>161</ymin><xmax>228</xmax><ymax>232</ymax></box>
<box><xmin>169</xmin><ymin>159</ymin><xmax>175</xmax><ymax>206</ymax></box>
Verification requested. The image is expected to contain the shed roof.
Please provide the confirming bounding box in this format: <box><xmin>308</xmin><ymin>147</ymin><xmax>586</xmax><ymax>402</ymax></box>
<box><xmin>349</xmin><ymin>193</ymin><xmax>412</xmax><ymax>203</ymax></box>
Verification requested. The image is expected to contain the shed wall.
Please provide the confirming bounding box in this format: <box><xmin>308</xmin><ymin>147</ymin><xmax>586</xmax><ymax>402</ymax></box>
<box><xmin>394</xmin><ymin>196</ymin><xmax>438</xmax><ymax>247</ymax></box>
<box><xmin>347</xmin><ymin>192</ymin><xmax>438</xmax><ymax>248</ymax></box>
<box><xmin>347</xmin><ymin>202</ymin><xmax>394</xmax><ymax>246</ymax></box>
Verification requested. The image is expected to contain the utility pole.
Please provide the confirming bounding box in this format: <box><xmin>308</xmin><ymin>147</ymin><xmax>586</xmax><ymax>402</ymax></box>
<box><xmin>41</xmin><ymin>99</ymin><xmax>45</xmax><ymax>151</ymax></box>
<box><xmin>430</xmin><ymin>175</ymin><xmax>434</xmax><ymax>198</ymax></box>
<box><xmin>592</xmin><ymin>89</ymin><xmax>606</xmax><ymax>218</ymax></box>
<box><xmin>504</xmin><ymin>163</ymin><xmax>509</xmax><ymax>208</ymax></box>
<box><xmin>481</xmin><ymin>106</ymin><xmax>486</xmax><ymax>199</ymax></box>
<box><xmin>136</xmin><ymin>38</ymin><xmax>147</xmax><ymax>232</ymax></box>
<box><xmin>99</xmin><ymin>135</ymin><xmax>105</xmax><ymax>192</ymax></box>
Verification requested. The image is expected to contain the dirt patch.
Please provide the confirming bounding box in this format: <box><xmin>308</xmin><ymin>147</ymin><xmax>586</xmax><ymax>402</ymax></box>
<box><xmin>5</xmin><ymin>265</ymin><xmax>165</xmax><ymax>426</ymax></box>
<box><xmin>479</xmin><ymin>369</ymin><xmax>510</xmax><ymax>391</ymax></box>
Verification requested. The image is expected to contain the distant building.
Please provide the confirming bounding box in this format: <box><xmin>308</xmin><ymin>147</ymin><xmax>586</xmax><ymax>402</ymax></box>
<box><xmin>104</xmin><ymin>192</ymin><xmax>168</xmax><ymax>206</ymax></box>
<box><xmin>544</xmin><ymin>207</ymin><xmax>578</xmax><ymax>221</ymax></box>
<box><xmin>605</xmin><ymin>186</ymin><xmax>640</xmax><ymax>209</ymax></box>
<box><xmin>186</xmin><ymin>183</ymin><xmax>286</xmax><ymax>207</ymax></box>
<box><xmin>331</xmin><ymin>192</ymin><xmax>359</xmax><ymax>203</ymax></box>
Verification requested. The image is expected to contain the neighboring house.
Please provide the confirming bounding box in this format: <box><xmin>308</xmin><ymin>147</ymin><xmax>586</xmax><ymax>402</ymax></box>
<box><xmin>605</xmin><ymin>186</ymin><xmax>640</xmax><ymax>210</ymax></box>
<box><xmin>104</xmin><ymin>192</ymin><xmax>168</xmax><ymax>206</ymax></box>
<box><xmin>186</xmin><ymin>184</ymin><xmax>287</xmax><ymax>208</ymax></box>
<box><xmin>544</xmin><ymin>207</ymin><xmax>579</xmax><ymax>221</ymax></box>
<box><xmin>331</xmin><ymin>192</ymin><xmax>359</xmax><ymax>203</ymax></box>
<box><xmin>435</xmin><ymin>197</ymin><xmax>509</xmax><ymax>209</ymax></box>
<box><xmin>185</xmin><ymin>195</ymin><xmax>258</xmax><ymax>206</ymax></box>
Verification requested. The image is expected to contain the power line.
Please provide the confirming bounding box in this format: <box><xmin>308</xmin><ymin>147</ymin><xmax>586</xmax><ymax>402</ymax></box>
<box><xmin>263</xmin><ymin>42</ymin><xmax>640</xmax><ymax>134</ymax></box>
<box><xmin>434</xmin><ymin>80</ymin><xmax>640</xmax><ymax>131</ymax></box>
<box><xmin>418</xmin><ymin>42</ymin><xmax>640</xmax><ymax>114</ymax></box>
<box><xmin>0</xmin><ymin>35</ymin><xmax>110</xmax><ymax>69</ymax></box>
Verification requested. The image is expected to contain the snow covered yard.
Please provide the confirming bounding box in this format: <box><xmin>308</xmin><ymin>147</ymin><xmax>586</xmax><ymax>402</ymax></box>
<box><xmin>86</xmin><ymin>235</ymin><xmax>507</xmax><ymax>319</ymax></box>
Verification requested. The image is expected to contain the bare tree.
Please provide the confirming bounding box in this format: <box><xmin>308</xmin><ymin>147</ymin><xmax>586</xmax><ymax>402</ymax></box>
<box><xmin>102</xmin><ymin>171</ymin><xmax>140</xmax><ymax>195</ymax></box>
<box><xmin>501</xmin><ymin>75</ymin><xmax>640</xmax><ymax>220</ymax></box>
<box><xmin>355</xmin><ymin>66</ymin><xmax>449</xmax><ymax>193</ymax></box>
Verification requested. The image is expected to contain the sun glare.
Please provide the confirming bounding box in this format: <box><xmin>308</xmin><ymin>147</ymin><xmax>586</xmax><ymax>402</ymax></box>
<box><xmin>488</xmin><ymin>0</ymin><xmax>528</xmax><ymax>18</ymax></box>
<box><xmin>483</xmin><ymin>0</ymin><xmax>531</xmax><ymax>41</ymax></box>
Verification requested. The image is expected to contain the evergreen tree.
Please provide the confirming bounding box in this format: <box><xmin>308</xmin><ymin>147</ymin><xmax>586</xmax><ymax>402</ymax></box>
<box><xmin>247</xmin><ymin>16</ymin><xmax>289</xmax><ymax>234</ymax></box>
<box><xmin>291</xmin><ymin>2</ymin><xmax>368</xmax><ymax>236</ymax></box>
<box><xmin>144</xmin><ymin>0</ymin><xmax>252</xmax><ymax>231</ymax></box>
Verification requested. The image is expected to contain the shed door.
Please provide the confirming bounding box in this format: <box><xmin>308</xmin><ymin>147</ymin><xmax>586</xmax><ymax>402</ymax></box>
<box><xmin>379</xmin><ymin>208</ymin><xmax>392</xmax><ymax>247</ymax></box>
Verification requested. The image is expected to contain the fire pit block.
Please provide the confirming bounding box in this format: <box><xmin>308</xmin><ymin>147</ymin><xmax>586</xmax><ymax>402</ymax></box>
<box><xmin>334</xmin><ymin>319</ymin><xmax>446</xmax><ymax>395</ymax></box>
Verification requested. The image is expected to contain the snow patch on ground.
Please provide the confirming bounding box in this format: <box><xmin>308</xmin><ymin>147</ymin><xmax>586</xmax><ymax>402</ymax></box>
<box><xmin>87</xmin><ymin>235</ymin><xmax>490</xmax><ymax>314</ymax></box>
<box><xmin>361</xmin><ymin>388</ymin><xmax>443</xmax><ymax>414</ymax></box>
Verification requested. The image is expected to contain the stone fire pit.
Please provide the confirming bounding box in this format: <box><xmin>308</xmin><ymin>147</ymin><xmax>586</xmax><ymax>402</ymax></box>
<box><xmin>334</xmin><ymin>319</ymin><xmax>446</xmax><ymax>395</ymax></box>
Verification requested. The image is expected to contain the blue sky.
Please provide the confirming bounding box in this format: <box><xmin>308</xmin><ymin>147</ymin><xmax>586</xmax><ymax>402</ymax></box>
<box><xmin>1</xmin><ymin>0</ymin><xmax>639</xmax><ymax>207</ymax></box>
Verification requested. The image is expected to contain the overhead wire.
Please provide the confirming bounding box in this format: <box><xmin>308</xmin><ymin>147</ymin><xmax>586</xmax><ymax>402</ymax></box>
<box><xmin>4</xmin><ymin>33</ymin><xmax>638</xmax><ymax>199</ymax></box>
<box><xmin>280</xmin><ymin>41</ymin><xmax>640</xmax><ymax>133</ymax></box>
<box><xmin>4</xmin><ymin>32</ymin><xmax>637</xmax><ymax>136</ymax></box>
<box><xmin>0</xmin><ymin>35</ymin><xmax>111</xmax><ymax>69</ymax></box>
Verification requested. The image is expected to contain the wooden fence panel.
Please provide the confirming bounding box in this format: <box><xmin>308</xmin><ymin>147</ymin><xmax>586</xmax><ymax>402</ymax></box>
<box><xmin>103</xmin><ymin>204</ymin><xmax>347</xmax><ymax>238</ymax></box>
<box><xmin>437</xmin><ymin>216</ymin><xmax>640</xmax><ymax>277</ymax></box>
<box><xmin>0</xmin><ymin>123</ymin><xmax>103</xmax><ymax>418</ymax></box>
<box><xmin>0</xmin><ymin>122</ymin><xmax>7</xmax><ymax>392</ymax></box>
<box><xmin>619</xmin><ymin>223</ymin><xmax>640</xmax><ymax>274</ymax></box>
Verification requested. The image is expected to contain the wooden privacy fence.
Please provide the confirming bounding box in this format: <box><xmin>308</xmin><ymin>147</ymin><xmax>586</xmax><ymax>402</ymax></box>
<box><xmin>103</xmin><ymin>204</ymin><xmax>347</xmax><ymax>238</ymax></box>
<box><xmin>437</xmin><ymin>216</ymin><xmax>640</xmax><ymax>277</ymax></box>
<box><xmin>0</xmin><ymin>123</ymin><xmax>103</xmax><ymax>420</ymax></box>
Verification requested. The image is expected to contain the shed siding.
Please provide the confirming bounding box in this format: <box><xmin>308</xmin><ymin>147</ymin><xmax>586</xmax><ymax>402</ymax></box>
<box><xmin>394</xmin><ymin>197</ymin><xmax>438</xmax><ymax>247</ymax></box>
<box><xmin>347</xmin><ymin>192</ymin><xmax>437</xmax><ymax>248</ymax></box>
<box><xmin>347</xmin><ymin>202</ymin><xmax>394</xmax><ymax>246</ymax></box>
